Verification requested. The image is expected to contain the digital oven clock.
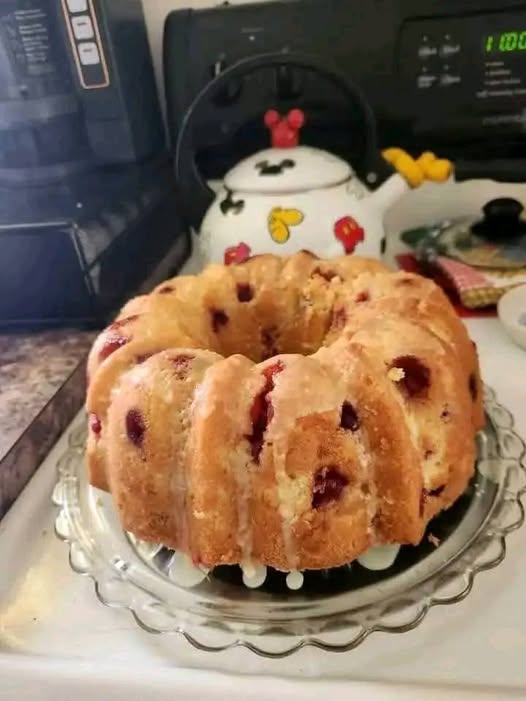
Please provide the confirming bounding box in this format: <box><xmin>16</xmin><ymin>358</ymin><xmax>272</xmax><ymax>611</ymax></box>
<box><xmin>394</xmin><ymin>4</ymin><xmax>526</xmax><ymax>174</ymax></box>
<box><xmin>485</xmin><ymin>31</ymin><xmax>526</xmax><ymax>53</ymax></box>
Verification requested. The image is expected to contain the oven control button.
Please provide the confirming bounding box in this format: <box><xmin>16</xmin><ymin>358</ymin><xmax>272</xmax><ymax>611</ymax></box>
<box><xmin>418</xmin><ymin>44</ymin><xmax>437</xmax><ymax>59</ymax></box>
<box><xmin>440</xmin><ymin>43</ymin><xmax>461</xmax><ymax>58</ymax></box>
<box><xmin>417</xmin><ymin>74</ymin><xmax>437</xmax><ymax>89</ymax></box>
<box><xmin>440</xmin><ymin>73</ymin><xmax>461</xmax><ymax>87</ymax></box>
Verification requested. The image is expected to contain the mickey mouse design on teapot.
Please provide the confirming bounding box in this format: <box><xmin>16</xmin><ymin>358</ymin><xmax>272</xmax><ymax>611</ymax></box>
<box><xmin>175</xmin><ymin>53</ymin><xmax>452</xmax><ymax>265</ymax></box>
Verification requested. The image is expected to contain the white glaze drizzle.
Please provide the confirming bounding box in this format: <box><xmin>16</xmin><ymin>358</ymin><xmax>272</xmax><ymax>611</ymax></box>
<box><xmin>172</xmin><ymin>401</ymin><xmax>191</xmax><ymax>553</ymax></box>
<box><xmin>476</xmin><ymin>458</ymin><xmax>502</xmax><ymax>483</ymax></box>
<box><xmin>233</xmin><ymin>361</ymin><xmax>260</xmax><ymax>564</ymax></box>
<box><xmin>183</xmin><ymin>357</ymin><xmax>227</xmax><ymax>555</ymax></box>
<box><xmin>134</xmin><ymin>538</ymin><xmax>162</xmax><ymax>559</ymax></box>
<box><xmin>175</xmin><ymin>361</ymin><xmax>215</xmax><ymax>554</ymax></box>
<box><xmin>231</xmin><ymin>372</ymin><xmax>263</xmax><ymax>566</ymax></box>
<box><xmin>168</xmin><ymin>552</ymin><xmax>209</xmax><ymax>588</ymax></box>
<box><xmin>350</xmin><ymin>411</ymin><xmax>376</xmax><ymax>537</ymax></box>
<box><xmin>286</xmin><ymin>570</ymin><xmax>304</xmax><ymax>590</ymax></box>
<box><xmin>241</xmin><ymin>562</ymin><xmax>267</xmax><ymax>589</ymax></box>
<box><xmin>159</xmin><ymin>545</ymin><xmax>406</xmax><ymax>589</ymax></box>
<box><xmin>192</xmin><ymin>359</ymin><xmax>258</xmax><ymax>566</ymax></box>
<box><xmin>232</xmin><ymin>445</ymin><xmax>254</xmax><ymax>564</ymax></box>
<box><xmin>127</xmin><ymin>363</ymin><xmax>152</xmax><ymax>386</ymax></box>
<box><xmin>190</xmin><ymin>374</ymin><xmax>214</xmax><ymax>419</ymax></box>
<box><xmin>357</xmin><ymin>544</ymin><xmax>400</xmax><ymax>571</ymax></box>
<box><xmin>266</xmin><ymin>357</ymin><xmax>346</xmax><ymax>570</ymax></box>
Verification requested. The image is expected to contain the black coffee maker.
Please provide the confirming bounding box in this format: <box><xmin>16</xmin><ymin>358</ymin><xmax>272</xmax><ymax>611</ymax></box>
<box><xmin>0</xmin><ymin>0</ymin><xmax>188</xmax><ymax>328</ymax></box>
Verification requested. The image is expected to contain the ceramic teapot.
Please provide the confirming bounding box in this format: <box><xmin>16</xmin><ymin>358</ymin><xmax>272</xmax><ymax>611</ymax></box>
<box><xmin>175</xmin><ymin>53</ymin><xmax>451</xmax><ymax>265</ymax></box>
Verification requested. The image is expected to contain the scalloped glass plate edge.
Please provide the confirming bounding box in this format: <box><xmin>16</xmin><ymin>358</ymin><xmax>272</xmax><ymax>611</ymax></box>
<box><xmin>53</xmin><ymin>385</ymin><xmax>526</xmax><ymax>658</ymax></box>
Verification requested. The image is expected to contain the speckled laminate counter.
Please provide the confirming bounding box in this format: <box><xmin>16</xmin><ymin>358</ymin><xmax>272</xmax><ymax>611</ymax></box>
<box><xmin>0</xmin><ymin>330</ymin><xmax>96</xmax><ymax>520</ymax></box>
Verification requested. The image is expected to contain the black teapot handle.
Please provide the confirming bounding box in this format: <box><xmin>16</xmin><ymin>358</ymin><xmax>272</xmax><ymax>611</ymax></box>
<box><xmin>174</xmin><ymin>52</ymin><xmax>392</xmax><ymax>231</ymax></box>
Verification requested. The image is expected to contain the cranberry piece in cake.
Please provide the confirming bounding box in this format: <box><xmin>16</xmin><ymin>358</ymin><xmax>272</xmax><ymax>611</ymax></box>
<box><xmin>236</xmin><ymin>283</ymin><xmax>254</xmax><ymax>303</ymax></box>
<box><xmin>340</xmin><ymin>401</ymin><xmax>360</xmax><ymax>431</ymax></box>
<box><xmin>312</xmin><ymin>267</ymin><xmax>338</xmax><ymax>282</ymax></box>
<box><xmin>391</xmin><ymin>355</ymin><xmax>431</xmax><ymax>398</ymax></box>
<box><xmin>171</xmin><ymin>354</ymin><xmax>194</xmax><ymax>379</ymax></box>
<box><xmin>440</xmin><ymin>405</ymin><xmax>451</xmax><ymax>422</ymax></box>
<box><xmin>355</xmin><ymin>290</ymin><xmax>370</xmax><ymax>303</ymax></box>
<box><xmin>136</xmin><ymin>352</ymin><xmax>154</xmax><ymax>364</ymax></box>
<box><xmin>331</xmin><ymin>306</ymin><xmax>347</xmax><ymax>330</ymax></box>
<box><xmin>247</xmin><ymin>361</ymin><xmax>284</xmax><ymax>462</ymax></box>
<box><xmin>211</xmin><ymin>309</ymin><xmax>229</xmax><ymax>332</ymax></box>
<box><xmin>98</xmin><ymin>314</ymin><xmax>140</xmax><ymax>361</ymax></box>
<box><xmin>90</xmin><ymin>413</ymin><xmax>101</xmax><ymax>438</ymax></box>
<box><xmin>312</xmin><ymin>466</ymin><xmax>349</xmax><ymax>509</ymax></box>
<box><xmin>420</xmin><ymin>485</ymin><xmax>446</xmax><ymax>515</ymax></box>
<box><xmin>99</xmin><ymin>335</ymin><xmax>129</xmax><ymax>362</ymax></box>
<box><xmin>126</xmin><ymin>409</ymin><xmax>146</xmax><ymax>447</ymax></box>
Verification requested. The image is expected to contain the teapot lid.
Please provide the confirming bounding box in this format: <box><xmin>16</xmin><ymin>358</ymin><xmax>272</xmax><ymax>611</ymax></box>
<box><xmin>224</xmin><ymin>109</ymin><xmax>352</xmax><ymax>194</ymax></box>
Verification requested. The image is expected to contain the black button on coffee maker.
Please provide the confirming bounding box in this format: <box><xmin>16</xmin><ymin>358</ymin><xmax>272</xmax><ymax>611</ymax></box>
<box><xmin>471</xmin><ymin>198</ymin><xmax>526</xmax><ymax>242</ymax></box>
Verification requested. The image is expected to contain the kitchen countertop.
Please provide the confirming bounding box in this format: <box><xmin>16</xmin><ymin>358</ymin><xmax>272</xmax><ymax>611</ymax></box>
<box><xmin>0</xmin><ymin>329</ymin><xmax>96</xmax><ymax>520</ymax></box>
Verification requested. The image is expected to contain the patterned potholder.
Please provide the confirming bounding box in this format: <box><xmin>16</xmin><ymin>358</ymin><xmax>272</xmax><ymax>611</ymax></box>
<box><xmin>434</xmin><ymin>256</ymin><xmax>526</xmax><ymax>309</ymax></box>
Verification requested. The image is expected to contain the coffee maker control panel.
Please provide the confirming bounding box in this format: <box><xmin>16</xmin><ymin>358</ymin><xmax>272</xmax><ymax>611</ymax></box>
<box><xmin>0</xmin><ymin>0</ymin><xmax>164</xmax><ymax>181</ymax></box>
<box><xmin>61</xmin><ymin>0</ymin><xmax>109</xmax><ymax>89</ymax></box>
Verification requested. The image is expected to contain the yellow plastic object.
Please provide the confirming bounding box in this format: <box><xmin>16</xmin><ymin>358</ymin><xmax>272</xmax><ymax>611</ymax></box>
<box><xmin>425</xmin><ymin>158</ymin><xmax>452</xmax><ymax>182</ymax></box>
<box><xmin>382</xmin><ymin>147</ymin><xmax>405</xmax><ymax>165</ymax></box>
<box><xmin>382</xmin><ymin>148</ymin><xmax>424</xmax><ymax>187</ymax></box>
<box><xmin>417</xmin><ymin>151</ymin><xmax>436</xmax><ymax>168</ymax></box>
<box><xmin>383</xmin><ymin>147</ymin><xmax>453</xmax><ymax>187</ymax></box>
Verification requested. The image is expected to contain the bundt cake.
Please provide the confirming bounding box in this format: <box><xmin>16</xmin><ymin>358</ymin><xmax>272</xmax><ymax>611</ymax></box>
<box><xmin>86</xmin><ymin>251</ymin><xmax>484</xmax><ymax>573</ymax></box>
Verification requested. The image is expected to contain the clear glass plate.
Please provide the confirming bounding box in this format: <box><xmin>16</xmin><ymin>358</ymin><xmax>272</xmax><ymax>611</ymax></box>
<box><xmin>53</xmin><ymin>386</ymin><xmax>526</xmax><ymax>658</ymax></box>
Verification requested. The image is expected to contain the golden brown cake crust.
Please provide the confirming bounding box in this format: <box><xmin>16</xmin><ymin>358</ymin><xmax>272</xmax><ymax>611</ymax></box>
<box><xmin>86</xmin><ymin>252</ymin><xmax>483</xmax><ymax>571</ymax></box>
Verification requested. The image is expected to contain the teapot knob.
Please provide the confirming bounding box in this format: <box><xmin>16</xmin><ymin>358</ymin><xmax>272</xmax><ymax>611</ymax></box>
<box><xmin>264</xmin><ymin>108</ymin><xmax>305</xmax><ymax>148</ymax></box>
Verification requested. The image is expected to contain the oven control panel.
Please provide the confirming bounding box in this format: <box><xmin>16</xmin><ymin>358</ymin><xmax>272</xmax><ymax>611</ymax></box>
<box><xmin>398</xmin><ymin>11</ymin><xmax>526</xmax><ymax>138</ymax></box>
<box><xmin>165</xmin><ymin>0</ymin><xmax>526</xmax><ymax>168</ymax></box>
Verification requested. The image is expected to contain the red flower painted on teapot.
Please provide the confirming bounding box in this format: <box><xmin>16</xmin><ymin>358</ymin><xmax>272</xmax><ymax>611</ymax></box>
<box><xmin>334</xmin><ymin>216</ymin><xmax>365</xmax><ymax>254</ymax></box>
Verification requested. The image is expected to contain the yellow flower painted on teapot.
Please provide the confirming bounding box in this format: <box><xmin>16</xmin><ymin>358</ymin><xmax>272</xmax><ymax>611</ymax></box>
<box><xmin>268</xmin><ymin>207</ymin><xmax>304</xmax><ymax>244</ymax></box>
